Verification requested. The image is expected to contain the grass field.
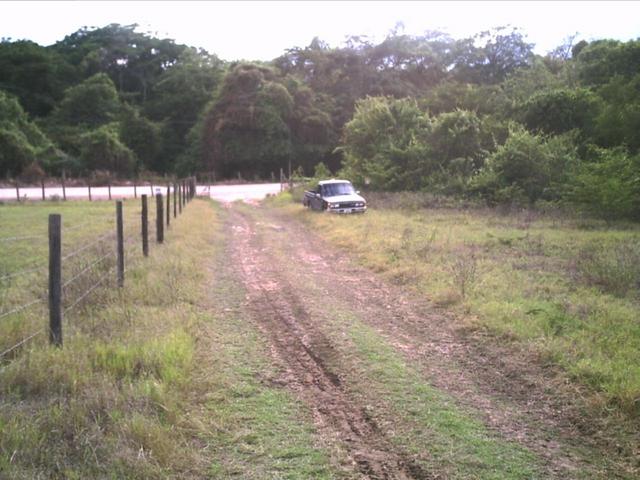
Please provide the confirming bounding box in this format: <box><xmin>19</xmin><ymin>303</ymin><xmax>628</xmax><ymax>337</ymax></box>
<box><xmin>0</xmin><ymin>199</ymin><xmax>335</xmax><ymax>479</ymax></box>
<box><xmin>272</xmin><ymin>190</ymin><xmax>640</xmax><ymax>419</ymax></box>
<box><xmin>3</xmin><ymin>194</ymin><xmax>638</xmax><ymax>478</ymax></box>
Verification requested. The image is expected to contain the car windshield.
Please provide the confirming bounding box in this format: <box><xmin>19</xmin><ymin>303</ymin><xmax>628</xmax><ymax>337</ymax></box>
<box><xmin>323</xmin><ymin>183</ymin><xmax>355</xmax><ymax>196</ymax></box>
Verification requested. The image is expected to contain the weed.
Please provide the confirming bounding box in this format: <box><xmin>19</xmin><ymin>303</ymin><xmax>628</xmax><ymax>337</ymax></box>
<box><xmin>574</xmin><ymin>239</ymin><xmax>640</xmax><ymax>297</ymax></box>
<box><xmin>276</xmin><ymin>196</ymin><xmax>640</xmax><ymax>417</ymax></box>
<box><xmin>450</xmin><ymin>249</ymin><xmax>478</xmax><ymax>298</ymax></box>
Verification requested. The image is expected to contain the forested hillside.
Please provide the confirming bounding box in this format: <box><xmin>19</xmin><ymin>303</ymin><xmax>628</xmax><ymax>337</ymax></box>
<box><xmin>2</xmin><ymin>24</ymin><xmax>639</xmax><ymax>217</ymax></box>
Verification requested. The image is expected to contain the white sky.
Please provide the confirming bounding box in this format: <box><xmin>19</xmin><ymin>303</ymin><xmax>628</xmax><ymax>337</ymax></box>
<box><xmin>1</xmin><ymin>1</ymin><xmax>639</xmax><ymax>61</ymax></box>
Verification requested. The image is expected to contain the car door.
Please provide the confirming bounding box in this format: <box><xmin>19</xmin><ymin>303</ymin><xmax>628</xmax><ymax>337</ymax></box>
<box><xmin>311</xmin><ymin>184</ymin><xmax>323</xmax><ymax>210</ymax></box>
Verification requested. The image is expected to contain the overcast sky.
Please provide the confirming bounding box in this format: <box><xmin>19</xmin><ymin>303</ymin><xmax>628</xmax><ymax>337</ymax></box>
<box><xmin>2</xmin><ymin>1</ymin><xmax>639</xmax><ymax>61</ymax></box>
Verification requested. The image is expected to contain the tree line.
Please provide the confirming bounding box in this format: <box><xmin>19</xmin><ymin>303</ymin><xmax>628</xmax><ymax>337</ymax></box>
<box><xmin>2</xmin><ymin>24</ymin><xmax>639</xmax><ymax>218</ymax></box>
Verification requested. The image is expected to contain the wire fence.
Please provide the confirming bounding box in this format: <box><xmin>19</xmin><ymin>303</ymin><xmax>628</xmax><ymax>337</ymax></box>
<box><xmin>2</xmin><ymin>176</ymin><xmax>191</xmax><ymax>203</ymax></box>
<box><xmin>0</xmin><ymin>177</ymin><xmax>197</xmax><ymax>365</ymax></box>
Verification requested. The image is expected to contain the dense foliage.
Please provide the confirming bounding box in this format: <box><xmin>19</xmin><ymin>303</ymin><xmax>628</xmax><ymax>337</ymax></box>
<box><xmin>1</xmin><ymin>24</ymin><xmax>640</xmax><ymax>217</ymax></box>
<box><xmin>1</xmin><ymin>24</ymin><xmax>224</xmax><ymax>178</ymax></box>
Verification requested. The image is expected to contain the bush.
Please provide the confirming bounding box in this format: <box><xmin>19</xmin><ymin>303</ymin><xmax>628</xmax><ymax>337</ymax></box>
<box><xmin>574</xmin><ymin>239</ymin><xmax>640</xmax><ymax>297</ymax></box>
<box><xmin>470</xmin><ymin>125</ymin><xmax>577</xmax><ymax>205</ymax></box>
<box><xmin>567</xmin><ymin>147</ymin><xmax>640</xmax><ymax>220</ymax></box>
<box><xmin>78</xmin><ymin>125</ymin><xmax>137</xmax><ymax>176</ymax></box>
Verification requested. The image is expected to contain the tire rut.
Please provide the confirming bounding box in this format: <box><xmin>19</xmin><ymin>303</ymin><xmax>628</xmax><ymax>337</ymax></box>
<box><xmin>227</xmin><ymin>206</ymin><xmax>433</xmax><ymax>480</ymax></box>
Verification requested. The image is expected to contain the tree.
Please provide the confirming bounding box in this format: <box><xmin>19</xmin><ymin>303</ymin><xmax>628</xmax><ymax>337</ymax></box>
<box><xmin>592</xmin><ymin>74</ymin><xmax>640</xmax><ymax>153</ymax></box>
<box><xmin>575</xmin><ymin>39</ymin><xmax>640</xmax><ymax>87</ymax></box>
<box><xmin>471</xmin><ymin>125</ymin><xmax>577</xmax><ymax>204</ymax></box>
<box><xmin>520</xmin><ymin>88</ymin><xmax>600</xmax><ymax>136</ymax></box>
<box><xmin>452</xmin><ymin>27</ymin><xmax>535</xmax><ymax>84</ymax></box>
<box><xmin>143</xmin><ymin>47</ymin><xmax>224</xmax><ymax>172</ymax></box>
<box><xmin>119</xmin><ymin>106</ymin><xmax>161</xmax><ymax>172</ymax></box>
<box><xmin>0</xmin><ymin>91</ymin><xmax>59</xmax><ymax>177</ymax></box>
<box><xmin>340</xmin><ymin>96</ymin><xmax>430</xmax><ymax>190</ymax></box>
<box><xmin>201</xmin><ymin>63</ymin><xmax>294</xmax><ymax>179</ymax></box>
<box><xmin>78</xmin><ymin>124</ymin><xmax>136</xmax><ymax>176</ymax></box>
<box><xmin>0</xmin><ymin>40</ymin><xmax>77</xmax><ymax>117</ymax></box>
<box><xmin>49</xmin><ymin>73</ymin><xmax>122</xmax><ymax>128</ymax></box>
<box><xmin>52</xmin><ymin>24</ymin><xmax>186</xmax><ymax>104</ymax></box>
<box><xmin>567</xmin><ymin>147</ymin><xmax>640</xmax><ymax>220</ymax></box>
<box><xmin>428</xmin><ymin>109</ymin><xmax>485</xmax><ymax>177</ymax></box>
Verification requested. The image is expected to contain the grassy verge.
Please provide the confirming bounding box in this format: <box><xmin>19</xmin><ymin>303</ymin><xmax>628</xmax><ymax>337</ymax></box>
<box><xmin>328</xmin><ymin>308</ymin><xmax>544</xmax><ymax>479</ymax></box>
<box><xmin>0</xmin><ymin>199</ymin><xmax>335</xmax><ymax>479</ymax></box>
<box><xmin>269</xmin><ymin>192</ymin><xmax>640</xmax><ymax>417</ymax></box>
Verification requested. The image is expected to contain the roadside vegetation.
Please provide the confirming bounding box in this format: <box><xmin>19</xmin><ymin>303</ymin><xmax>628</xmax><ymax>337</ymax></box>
<box><xmin>3</xmin><ymin>26</ymin><xmax>640</xmax><ymax>226</ymax></box>
<box><xmin>0</xmin><ymin>200</ymin><xmax>335</xmax><ymax>479</ymax></box>
<box><xmin>271</xmin><ymin>191</ymin><xmax>640</xmax><ymax>445</ymax></box>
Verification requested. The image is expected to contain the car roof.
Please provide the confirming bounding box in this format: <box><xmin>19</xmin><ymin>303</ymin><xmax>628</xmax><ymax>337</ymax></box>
<box><xmin>318</xmin><ymin>179</ymin><xmax>351</xmax><ymax>185</ymax></box>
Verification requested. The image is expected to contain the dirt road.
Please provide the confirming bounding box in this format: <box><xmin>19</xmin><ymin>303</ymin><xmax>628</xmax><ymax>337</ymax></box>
<box><xmin>221</xmin><ymin>203</ymin><xmax>631</xmax><ymax>479</ymax></box>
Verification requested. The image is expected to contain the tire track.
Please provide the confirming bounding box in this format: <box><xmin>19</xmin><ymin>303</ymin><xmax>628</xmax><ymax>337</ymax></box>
<box><xmin>227</xmin><ymin>207</ymin><xmax>433</xmax><ymax>480</ymax></box>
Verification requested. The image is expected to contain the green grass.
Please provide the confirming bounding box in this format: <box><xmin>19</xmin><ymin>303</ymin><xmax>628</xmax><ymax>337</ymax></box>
<box><xmin>272</xmin><ymin>193</ymin><xmax>640</xmax><ymax>417</ymax></box>
<box><xmin>0</xmin><ymin>199</ymin><xmax>336</xmax><ymax>479</ymax></box>
<box><xmin>331</xmin><ymin>307</ymin><xmax>542</xmax><ymax>479</ymax></box>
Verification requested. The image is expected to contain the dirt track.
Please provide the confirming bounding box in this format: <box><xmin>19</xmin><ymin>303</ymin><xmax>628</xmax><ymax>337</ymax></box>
<box><xmin>222</xmin><ymin>203</ymin><xmax>631</xmax><ymax>479</ymax></box>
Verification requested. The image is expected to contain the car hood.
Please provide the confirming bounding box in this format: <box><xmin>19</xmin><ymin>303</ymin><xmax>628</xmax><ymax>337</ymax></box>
<box><xmin>324</xmin><ymin>193</ymin><xmax>366</xmax><ymax>203</ymax></box>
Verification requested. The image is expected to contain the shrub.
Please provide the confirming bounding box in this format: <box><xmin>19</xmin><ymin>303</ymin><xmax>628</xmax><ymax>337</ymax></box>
<box><xmin>567</xmin><ymin>147</ymin><xmax>640</xmax><ymax>221</ymax></box>
<box><xmin>574</xmin><ymin>239</ymin><xmax>640</xmax><ymax>297</ymax></box>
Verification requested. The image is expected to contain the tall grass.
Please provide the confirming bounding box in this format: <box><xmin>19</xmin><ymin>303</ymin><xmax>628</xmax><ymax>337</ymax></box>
<box><xmin>0</xmin><ymin>200</ymin><xmax>334</xmax><ymax>478</ymax></box>
<box><xmin>272</xmin><ymin>194</ymin><xmax>640</xmax><ymax>418</ymax></box>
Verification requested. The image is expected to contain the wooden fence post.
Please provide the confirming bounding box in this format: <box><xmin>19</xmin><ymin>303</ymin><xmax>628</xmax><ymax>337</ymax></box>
<box><xmin>173</xmin><ymin>183</ymin><xmax>177</xmax><ymax>218</ymax></box>
<box><xmin>178</xmin><ymin>183</ymin><xmax>182</xmax><ymax>214</ymax></box>
<box><xmin>41</xmin><ymin>179</ymin><xmax>45</xmax><ymax>201</ymax></box>
<box><xmin>48</xmin><ymin>214</ymin><xmax>62</xmax><ymax>347</ymax></box>
<box><xmin>116</xmin><ymin>201</ymin><xmax>124</xmax><ymax>287</ymax></box>
<box><xmin>149</xmin><ymin>183</ymin><xmax>153</xmax><ymax>196</ymax></box>
<box><xmin>166</xmin><ymin>185</ymin><xmax>170</xmax><ymax>227</ymax></box>
<box><xmin>108</xmin><ymin>182</ymin><xmax>112</xmax><ymax>200</ymax></box>
<box><xmin>134</xmin><ymin>178</ymin><xmax>137</xmax><ymax>199</ymax></box>
<box><xmin>88</xmin><ymin>181</ymin><xmax>92</xmax><ymax>201</ymax></box>
<box><xmin>141</xmin><ymin>195</ymin><xmax>149</xmax><ymax>257</ymax></box>
<box><xmin>61</xmin><ymin>170</ymin><xmax>67</xmax><ymax>201</ymax></box>
<box><xmin>156</xmin><ymin>193</ymin><xmax>164</xmax><ymax>244</ymax></box>
<box><xmin>15</xmin><ymin>181</ymin><xmax>20</xmax><ymax>202</ymax></box>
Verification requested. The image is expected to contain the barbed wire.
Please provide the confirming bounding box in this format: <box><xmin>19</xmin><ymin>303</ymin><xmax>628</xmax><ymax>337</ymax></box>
<box><xmin>62</xmin><ymin>231</ymin><xmax>115</xmax><ymax>262</ymax></box>
<box><xmin>0</xmin><ymin>233</ymin><xmax>46</xmax><ymax>243</ymax></box>
<box><xmin>0</xmin><ymin>329</ymin><xmax>43</xmax><ymax>360</ymax></box>
<box><xmin>0</xmin><ymin>261</ymin><xmax>48</xmax><ymax>282</ymax></box>
<box><xmin>0</xmin><ymin>297</ymin><xmax>44</xmax><ymax>321</ymax></box>
<box><xmin>63</xmin><ymin>266</ymin><xmax>115</xmax><ymax>315</ymax></box>
<box><xmin>63</xmin><ymin>218</ymin><xmax>114</xmax><ymax>232</ymax></box>
<box><xmin>62</xmin><ymin>250</ymin><xmax>116</xmax><ymax>289</ymax></box>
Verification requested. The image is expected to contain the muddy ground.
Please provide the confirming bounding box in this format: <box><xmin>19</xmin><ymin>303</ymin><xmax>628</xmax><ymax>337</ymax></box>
<box><xmin>219</xmin><ymin>203</ymin><xmax>636</xmax><ymax>479</ymax></box>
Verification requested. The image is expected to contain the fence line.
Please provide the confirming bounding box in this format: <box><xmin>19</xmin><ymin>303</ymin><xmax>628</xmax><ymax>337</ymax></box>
<box><xmin>64</xmin><ymin>218</ymin><xmax>114</xmax><ymax>232</ymax></box>
<box><xmin>0</xmin><ymin>261</ymin><xmax>48</xmax><ymax>282</ymax></box>
<box><xmin>63</xmin><ymin>267</ymin><xmax>115</xmax><ymax>315</ymax></box>
<box><xmin>0</xmin><ymin>178</ymin><xmax>196</xmax><ymax>363</ymax></box>
<box><xmin>62</xmin><ymin>231</ymin><xmax>115</xmax><ymax>261</ymax></box>
<box><xmin>0</xmin><ymin>330</ymin><xmax>43</xmax><ymax>359</ymax></box>
<box><xmin>0</xmin><ymin>234</ymin><xmax>46</xmax><ymax>243</ymax></box>
<box><xmin>2</xmin><ymin>178</ymin><xmax>193</xmax><ymax>203</ymax></box>
<box><xmin>62</xmin><ymin>250</ymin><xmax>116</xmax><ymax>289</ymax></box>
<box><xmin>0</xmin><ymin>297</ymin><xmax>44</xmax><ymax>321</ymax></box>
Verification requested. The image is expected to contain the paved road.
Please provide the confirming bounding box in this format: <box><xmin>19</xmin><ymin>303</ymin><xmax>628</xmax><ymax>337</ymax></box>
<box><xmin>0</xmin><ymin>183</ymin><xmax>283</xmax><ymax>203</ymax></box>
